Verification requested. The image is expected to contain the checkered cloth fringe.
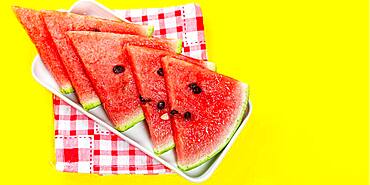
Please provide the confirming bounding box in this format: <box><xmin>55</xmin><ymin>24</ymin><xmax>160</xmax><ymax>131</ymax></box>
<box><xmin>54</xmin><ymin>3</ymin><xmax>208</xmax><ymax>174</ymax></box>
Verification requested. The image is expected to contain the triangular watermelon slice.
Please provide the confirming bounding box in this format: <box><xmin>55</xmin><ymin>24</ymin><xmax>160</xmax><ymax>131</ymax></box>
<box><xmin>12</xmin><ymin>7</ymin><xmax>73</xmax><ymax>94</ymax></box>
<box><xmin>67</xmin><ymin>31</ymin><xmax>182</xmax><ymax>131</ymax></box>
<box><xmin>41</xmin><ymin>10</ymin><xmax>158</xmax><ymax>110</ymax></box>
<box><xmin>126</xmin><ymin>46</ymin><xmax>215</xmax><ymax>154</ymax></box>
<box><xmin>161</xmin><ymin>56</ymin><xmax>249</xmax><ymax>171</ymax></box>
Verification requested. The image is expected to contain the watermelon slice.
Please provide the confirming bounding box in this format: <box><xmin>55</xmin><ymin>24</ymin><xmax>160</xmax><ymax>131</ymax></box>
<box><xmin>161</xmin><ymin>56</ymin><xmax>249</xmax><ymax>171</ymax></box>
<box><xmin>67</xmin><ymin>31</ymin><xmax>182</xmax><ymax>131</ymax></box>
<box><xmin>12</xmin><ymin>7</ymin><xmax>73</xmax><ymax>94</ymax></box>
<box><xmin>41</xmin><ymin>10</ymin><xmax>157</xmax><ymax>110</ymax></box>
<box><xmin>126</xmin><ymin>46</ymin><xmax>215</xmax><ymax>154</ymax></box>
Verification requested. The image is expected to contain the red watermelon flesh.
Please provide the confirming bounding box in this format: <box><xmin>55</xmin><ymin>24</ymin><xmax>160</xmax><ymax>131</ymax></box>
<box><xmin>12</xmin><ymin>7</ymin><xmax>73</xmax><ymax>94</ymax></box>
<box><xmin>126</xmin><ymin>46</ymin><xmax>215</xmax><ymax>154</ymax></box>
<box><xmin>67</xmin><ymin>31</ymin><xmax>182</xmax><ymax>131</ymax></box>
<box><xmin>161</xmin><ymin>56</ymin><xmax>249</xmax><ymax>171</ymax></box>
<box><xmin>41</xmin><ymin>10</ymin><xmax>156</xmax><ymax>110</ymax></box>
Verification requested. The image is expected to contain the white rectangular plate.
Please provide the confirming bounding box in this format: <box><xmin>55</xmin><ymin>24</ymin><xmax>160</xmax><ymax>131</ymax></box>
<box><xmin>31</xmin><ymin>0</ymin><xmax>252</xmax><ymax>182</ymax></box>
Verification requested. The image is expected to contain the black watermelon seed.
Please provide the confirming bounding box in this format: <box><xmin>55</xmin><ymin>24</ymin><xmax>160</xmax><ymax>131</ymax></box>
<box><xmin>139</xmin><ymin>95</ymin><xmax>151</xmax><ymax>104</ymax></box>
<box><xmin>188</xmin><ymin>83</ymin><xmax>197</xmax><ymax>89</ymax></box>
<box><xmin>139</xmin><ymin>95</ymin><xmax>145</xmax><ymax>102</ymax></box>
<box><xmin>157</xmin><ymin>101</ymin><xmax>165</xmax><ymax>110</ymax></box>
<box><xmin>157</xmin><ymin>68</ymin><xmax>164</xmax><ymax>76</ymax></box>
<box><xmin>93</xmin><ymin>28</ymin><xmax>100</xmax><ymax>32</ymax></box>
<box><xmin>113</xmin><ymin>65</ymin><xmax>125</xmax><ymax>74</ymax></box>
<box><xmin>170</xmin><ymin>110</ymin><xmax>179</xmax><ymax>115</ymax></box>
<box><xmin>192</xmin><ymin>86</ymin><xmax>202</xmax><ymax>94</ymax></box>
<box><xmin>184</xmin><ymin>112</ymin><xmax>191</xmax><ymax>120</ymax></box>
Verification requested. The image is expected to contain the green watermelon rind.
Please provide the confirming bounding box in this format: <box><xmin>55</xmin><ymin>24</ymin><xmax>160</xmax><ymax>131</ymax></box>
<box><xmin>154</xmin><ymin>141</ymin><xmax>175</xmax><ymax>155</ymax></box>
<box><xmin>178</xmin><ymin>83</ymin><xmax>249</xmax><ymax>171</ymax></box>
<box><xmin>60</xmin><ymin>86</ymin><xmax>74</xmax><ymax>94</ymax></box>
<box><xmin>146</xmin><ymin>25</ymin><xmax>154</xmax><ymax>37</ymax></box>
<box><xmin>82</xmin><ymin>100</ymin><xmax>101</xmax><ymax>111</ymax></box>
<box><xmin>176</xmin><ymin>39</ymin><xmax>183</xmax><ymax>54</ymax></box>
<box><xmin>116</xmin><ymin>112</ymin><xmax>145</xmax><ymax>132</ymax></box>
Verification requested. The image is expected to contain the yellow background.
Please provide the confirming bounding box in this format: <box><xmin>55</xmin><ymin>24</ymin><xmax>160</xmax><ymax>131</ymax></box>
<box><xmin>0</xmin><ymin>0</ymin><xmax>368</xmax><ymax>184</ymax></box>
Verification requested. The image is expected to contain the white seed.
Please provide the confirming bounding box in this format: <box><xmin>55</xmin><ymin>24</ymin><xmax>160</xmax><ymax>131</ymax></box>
<box><xmin>160</xmin><ymin>113</ymin><xmax>169</xmax><ymax>120</ymax></box>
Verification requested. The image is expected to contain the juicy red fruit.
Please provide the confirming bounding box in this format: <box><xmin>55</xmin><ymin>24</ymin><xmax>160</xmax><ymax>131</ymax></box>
<box><xmin>67</xmin><ymin>31</ymin><xmax>183</xmax><ymax>131</ymax></box>
<box><xmin>41</xmin><ymin>10</ymin><xmax>152</xmax><ymax>109</ymax></box>
<box><xmin>161</xmin><ymin>56</ymin><xmax>248</xmax><ymax>170</ymax></box>
<box><xmin>12</xmin><ymin>7</ymin><xmax>73</xmax><ymax>93</ymax></box>
<box><xmin>126</xmin><ymin>46</ymin><xmax>212</xmax><ymax>154</ymax></box>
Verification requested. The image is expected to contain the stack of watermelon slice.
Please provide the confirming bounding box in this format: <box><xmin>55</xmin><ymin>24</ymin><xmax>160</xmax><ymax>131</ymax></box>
<box><xmin>14</xmin><ymin>6</ymin><xmax>249</xmax><ymax>171</ymax></box>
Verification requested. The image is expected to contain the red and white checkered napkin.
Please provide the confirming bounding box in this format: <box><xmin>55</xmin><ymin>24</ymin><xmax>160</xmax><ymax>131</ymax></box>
<box><xmin>54</xmin><ymin>3</ymin><xmax>208</xmax><ymax>175</ymax></box>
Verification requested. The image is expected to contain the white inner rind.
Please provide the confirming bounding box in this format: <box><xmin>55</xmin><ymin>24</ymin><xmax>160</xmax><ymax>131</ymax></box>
<box><xmin>205</xmin><ymin>61</ymin><xmax>216</xmax><ymax>71</ymax></box>
<box><xmin>81</xmin><ymin>97</ymin><xmax>101</xmax><ymax>111</ymax></box>
<box><xmin>116</xmin><ymin>110</ymin><xmax>145</xmax><ymax>132</ymax></box>
<box><xmin>154</xmin><ymin>139</ymin><xmax>175</xmax><ymax>155</ymax></box>
<box><xmin>168</xmin><ymin>39</ymin><xmax>183</xmax><ymax>54</ymax></box>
